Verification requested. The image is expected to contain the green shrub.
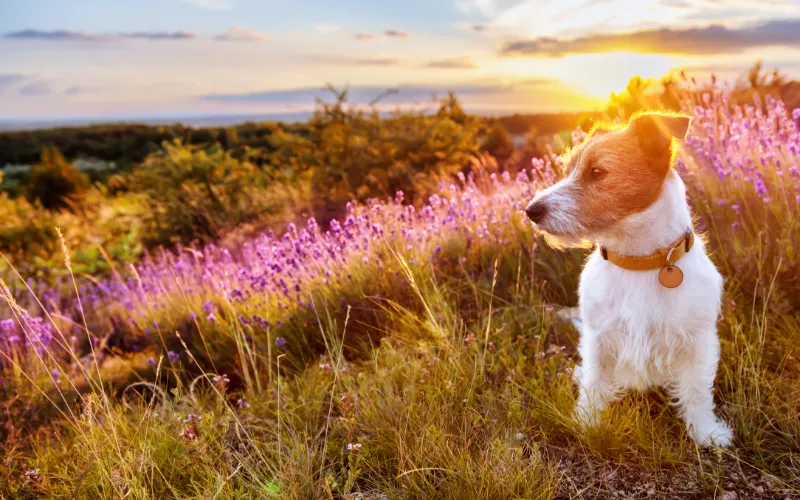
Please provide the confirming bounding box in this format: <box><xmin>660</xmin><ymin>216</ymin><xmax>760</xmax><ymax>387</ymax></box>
<box><xmin>131</xmin><ymin>140</ymin><xmax>269</xmax><ymax>246</ymax></box>
<box><xmin>25</xmin><ymin>146</ymin><xmax>88</xmax><ymax>210</ymax></box>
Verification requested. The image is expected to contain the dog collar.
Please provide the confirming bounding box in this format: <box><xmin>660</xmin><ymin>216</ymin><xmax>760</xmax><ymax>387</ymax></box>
<box><xmin>599</xmin><ymin>230</ymin><xmax>695</xmax><ymax>288</ymax></box>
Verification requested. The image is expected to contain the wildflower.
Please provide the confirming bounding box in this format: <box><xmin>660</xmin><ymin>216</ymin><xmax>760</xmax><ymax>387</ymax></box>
<box><xmin>206</xmin><ymin>312</ymin><xmax>217</xmax><ymax>322</ymax></box>
<box><xmin>51</xmin><ymin>369</ymin><xmax>61</xmax><ymax>378</ymax></box>
<box><xmin>167</xmin><ymin>351</ymin><xmax>180</xmax><ymax>363</ymax></box>
<box><xmin>183</xmin><ymin>413</ymin><xmax>202</xmax><ymax>423</ymax></box>
<box><xmin>346</xmin><ymin>443</ymin><xmax>362</xmax><ymax>453</ymax></box>
<box><xmin>202</xmin><ymin>300</ymin><xmax>215</xmax><ymax>314</ymax></box>
<box><xmin>274</xmin><ymin>337</ymin><xmax>287</xmax><ymax>347</ymax></box>
<box><xmin>212</xmin><ymin>374</ymin><xmax>230</xmax><ymax>385</ymax></box>
<box><xmin>731</xmin><ymin>221</ymin><xmax>740</xmax><ymax>230</ymax></box>
<box><xmin>147</xmin><ymin>356</ymin><xmax>156</xmax><ymax>365</ymax></box>
<box><xmin>236</xmin><ymin>397</ymin><xmax>251</xmax><ymax>409</ymax></box>
<box><xmin>179</xmin><ymin>426</ymin><xmax>197</xmax><ymax>442</ymax></box>
<box><xmin>24</xmin><ymin>468</ymin><xmax>43</xmax><ymax>483</ymax></box>
<box><xmin>0</xmin><ymin>318</ymin><xmax>15</xmax><ymax>335</ymax></box>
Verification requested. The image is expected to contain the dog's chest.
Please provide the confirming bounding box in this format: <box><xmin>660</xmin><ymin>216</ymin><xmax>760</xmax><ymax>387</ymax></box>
<box><xmin>578</xmin><ymin>247</ymin><xmax>723</xmax><ymax>344</ymax></box>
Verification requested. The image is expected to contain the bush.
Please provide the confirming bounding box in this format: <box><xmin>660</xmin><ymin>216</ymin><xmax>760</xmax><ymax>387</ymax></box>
<box><xmin>131</xmin><ymin>140</ymin><xmax>270</xmax><ymax>246</ymax></box>
<box><xmin>25</xmin><ymin>146</ymin><xmax>88</xmax><ymax>210</ymax></box>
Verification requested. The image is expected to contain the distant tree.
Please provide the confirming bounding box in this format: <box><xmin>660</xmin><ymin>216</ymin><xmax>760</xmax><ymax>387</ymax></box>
<box><xmin>481</xmin><ymin>121</ymin><xmax>515</xmax><ymax>164</ymax></box>
<box><xmin>26</xmin><ymin>146</ymin><xmax>88</xmax><ymax>210</ymax></box>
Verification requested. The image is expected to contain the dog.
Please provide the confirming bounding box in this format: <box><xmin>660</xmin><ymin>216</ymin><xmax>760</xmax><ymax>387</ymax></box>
<box><xmin>525</xmin><ymin>112</ymin><xmax>733</xmax><ymax>447</ymax></box>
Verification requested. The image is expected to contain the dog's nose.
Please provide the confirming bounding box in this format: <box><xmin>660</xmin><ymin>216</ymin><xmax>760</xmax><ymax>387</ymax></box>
<box><xmin>525</xmin><ymin>202</ymin><xmax>546</xmax><ymax>223</ymax></box>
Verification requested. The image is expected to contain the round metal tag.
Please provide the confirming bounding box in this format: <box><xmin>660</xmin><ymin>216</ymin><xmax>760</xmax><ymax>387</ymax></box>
<box><xmin>659</xmin><ymin>265</ymin><xmax>683</xmax><ymax>288</ymax></box>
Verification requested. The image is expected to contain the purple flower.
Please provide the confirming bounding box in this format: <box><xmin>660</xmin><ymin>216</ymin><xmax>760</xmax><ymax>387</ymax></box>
<box><xmin>274</xmin><ymin>337</ymin><xmax>287</xmax><ymax>347</ymax></box>
<box><xmin>147</xmin><ymin>356</ymin><xmax>156</xmax><ymax>365</ymax></box>
<box><xmin>202</xmin><ymin>300</ymin><xmax>215</xmax><ymax>314</ymax></box>
<box><xmin>206</xmin><ymin>312</ymin><xmax>217</xmax><ymax>323</ymax></box>
<box><xmin>51</xmin><ymin>369</ymin><xmax>61</xmax><ymax>378</ymax></box>
<box><xmin>168</xmin><ymin>351</ymin><xmax>180</xmax><ymax>363</ymax></box>
<box><xmin>731</xmin><ymin>221</ymin><xmax>740</xmax><ymax>230</ymax></box>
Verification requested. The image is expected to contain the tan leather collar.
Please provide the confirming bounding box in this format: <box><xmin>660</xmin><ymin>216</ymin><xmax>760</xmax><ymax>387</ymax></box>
<box><xmin>600</xmin><ymin>230</ymin><xmax>695</xmax><ymax>271</ymax></box>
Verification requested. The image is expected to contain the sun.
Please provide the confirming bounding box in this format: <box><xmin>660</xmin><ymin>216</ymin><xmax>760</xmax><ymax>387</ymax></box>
<box><xmin>550</xmin><ymin>52</ymin><xmax>678</xmax><ymax>100</ymax></box>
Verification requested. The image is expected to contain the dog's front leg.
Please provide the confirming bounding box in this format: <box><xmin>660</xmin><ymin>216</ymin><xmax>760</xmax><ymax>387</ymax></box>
<box><xmin>574</xmin><ymin>334</ymin><xmax>617</xmax><ymax>427</ymax></box>
<box><xmin>668</xmin><ymin>331</ymin><xmax>733</xmax><ymax>448</ymax></box>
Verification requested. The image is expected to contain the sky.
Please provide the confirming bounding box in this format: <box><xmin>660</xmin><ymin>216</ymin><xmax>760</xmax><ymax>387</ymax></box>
<box><xmin>2</xmin><ymin>0</ymin><xmax>800</xmax><ymax>120</ymax></box>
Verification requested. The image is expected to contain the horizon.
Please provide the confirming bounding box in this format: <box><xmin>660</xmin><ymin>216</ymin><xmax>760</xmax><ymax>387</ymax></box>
<box><xmin>2</xmin><ymin>0</ymin><xmax>800</xmax><ymax>122</ymax></box>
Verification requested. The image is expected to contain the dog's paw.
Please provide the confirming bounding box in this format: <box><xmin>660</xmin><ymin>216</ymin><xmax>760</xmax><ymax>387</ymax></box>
<box><xmin>690</xmin><ymin>419</ymin><xmax>734</xmax><ymax>448</ymax></box>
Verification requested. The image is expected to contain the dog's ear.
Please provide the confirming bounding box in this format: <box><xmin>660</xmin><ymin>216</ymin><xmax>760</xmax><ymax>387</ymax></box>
<box><xmin>630</xmin><ymin>113</ymin><xmax>690</xmax><ymax>153</ymax></box>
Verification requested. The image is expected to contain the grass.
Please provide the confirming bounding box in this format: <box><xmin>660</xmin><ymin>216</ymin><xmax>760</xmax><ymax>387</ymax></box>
<box><xmin>2</xmin><ymin>231</ymin><xmax>798</xmax><ymax>499</ymax></box>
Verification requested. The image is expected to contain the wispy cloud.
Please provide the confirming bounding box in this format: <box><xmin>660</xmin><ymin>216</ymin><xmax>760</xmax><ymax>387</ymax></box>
<box><xmin>19</xmin><ymin>81</ymin><xmax>52</xmax><ymax>96</ymax></box>
<box><xmin>64</xmin><ymin>86</ymin><xmax>82</xmax><ymax>96</ymax></box>
<box><xmin>0</xmin><ymin>74</ymin><xmax>29</xmax><ymax>96</ymax></box>
<box><xmin>179</xmin><ymin>0</ymin><xmax>234</xmax><ymax>11</ymax></box>
<box><xmin>501</xmin><ymin>19</ymin><xmax>800</xmax><ymax>57</ymax></box>
<box><xmin>422</xmin><ymin>57</ymin><xmax>477</xmax><ymax>69</ymax></box>
<box><xmin>353</xmin><ymin>33</ymin><xmax>377</xmax><ymax>40</ymax></box>
<box><xmin>305</xmin><ymin>55</ymin><xmax>402</xmax><ymax>66</ymax></box>
<box><xmin>4</xmin><ymin>29</ymin><xmax>197</xmax><ymax>42</ymax></box>
<box><xmin>213</xmin><ymin>27</ymin><xmax>268</xmax><ymax>42</ymax></box>
<box><xmin>199</xmin><ymin>81</ymin><xmax>569</xmax><ymax>107</ymax></box>
<box><xmin>5</xmin><ymin>29</ymin><xmax>110</xmax><ymax>42</ymax></box>
<box><xmin>122</xmin><ymin>31</ymin><xmax>196</xmax><ymax>40</ymax></box>
<box><xmin>384</xmin><ymin>29</ymin><xmax>410</xmax><ymax>38</ymax></box>
<box><xmin>201</xmin><ymin>83</ymin><xmax>523</xmax><ymax>105</ymax></box>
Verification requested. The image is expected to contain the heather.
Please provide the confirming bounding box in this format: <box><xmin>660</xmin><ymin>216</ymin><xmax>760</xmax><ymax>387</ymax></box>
<box><xmin>1</xmin><ymin>82</ymin><xmax>799</xmax><ymax>498</ymax></box>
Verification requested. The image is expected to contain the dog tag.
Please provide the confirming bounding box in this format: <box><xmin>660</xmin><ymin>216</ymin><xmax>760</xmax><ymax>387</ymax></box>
<box><xmin>658</xmin><ymin>265</ymin><xmax>683</xmax><ymax>288</ymax></box>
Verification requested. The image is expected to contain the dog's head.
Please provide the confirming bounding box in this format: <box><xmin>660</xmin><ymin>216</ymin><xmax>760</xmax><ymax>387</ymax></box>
<box><xmin>524</xmin><ymin>112</ymin><xmax>690</xmax><ymax>247</ymax></box>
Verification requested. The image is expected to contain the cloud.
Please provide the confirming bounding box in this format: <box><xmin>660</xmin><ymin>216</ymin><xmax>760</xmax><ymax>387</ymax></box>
<box><xmin>4</xmin><ymin>29</ymin><xmax>196</xmax><ymax>42</ymax></box>
<box><xmin>423</xmin><ymin>57</ymin><xmax>478</xmax><ymax>69</ymax></box>
<box><xmin>64</xmin><ymin>86</ymin><xmax>82</xmax><ymax>96</ymax></box>
<box><xmin>122</xmin><ymin>31</ymin><xmax>197</xmax><ymax>40</ymax></box>
<box><xmin>0</xmin><ymin>74</ymin><xmax>28</xmax><ymax>96</ymax></box>
<box><xmin>179</xmin><ymin>0</ymin><xmax>234</xmax><ymax>11</ymax></box>
<box><xmin>472</xmin><ymin>24</ymin><xmax>487</xmax><ymax>32</ymax></box>
<box><xmin>19</xmin><ymin>81</ymin><xmax>52</xmax><ymax>96</ymax></box>
<box><xmin>501</xmin><ymin>19</ymin><xmax>800</xmax><ymax>57</ymax></box>
<box><xmin>5</xmin><ymin>29</ymin><xmax>109</xmax><ymax>42</ymax></box>
<box><xmin>199</xmin><ymin>81</ymin><xmax>563</xmax><ymax>106</ymax></box>
<box><xmin>214</xmin><ymin>27</ymin><xmax>268</xmax><ymax>42</ymax></box>
<box><xmin>354</xmin><ymin>33</ymin><xmax>377</xmax><ymax>40</ymax></box>
<box><xmin>299</xmin><ymin>53</ymin><xmax>403</xmax><ymax>66</ymax></box>
<box><xmin>384</xmin><ymin>29</ymin><xmax>410</xmax><ymax>38</ymax></box>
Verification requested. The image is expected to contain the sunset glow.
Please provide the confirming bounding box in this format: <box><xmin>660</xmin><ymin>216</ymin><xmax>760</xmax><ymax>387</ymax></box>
<box><xmin>2</xmin><ymin>0</ymin><xmax>800</xmax><ymax>121</ymax></box>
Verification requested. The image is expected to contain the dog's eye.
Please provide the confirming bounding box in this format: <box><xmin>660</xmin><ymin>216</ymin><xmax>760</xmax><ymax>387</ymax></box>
<box><xmin>590</xmin><ymin>166</ymin><xmax>606</xmax><ymax>178</ymax></box>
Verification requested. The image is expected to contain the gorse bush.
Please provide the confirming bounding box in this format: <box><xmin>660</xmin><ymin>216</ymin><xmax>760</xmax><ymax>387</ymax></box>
<box><xmin>300</xmin><ymin>89</ymin><xmax>482</xmax><ymax>220</ymax></box>
<box><xmin>131</xmin><ymin>140</ymin><xmax>271</xmax><ymax>246</ymax></box>
<box><xmin>25</xmin><ymin>146</ymin><xmax>88</xmax><ymax>210</ymax></box>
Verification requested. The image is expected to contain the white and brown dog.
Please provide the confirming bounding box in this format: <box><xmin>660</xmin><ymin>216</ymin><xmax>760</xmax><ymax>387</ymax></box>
<box><xmin>526</xmin><ymin>112</ymin><xmax>733</xmax><ymax>447</ymax></box>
